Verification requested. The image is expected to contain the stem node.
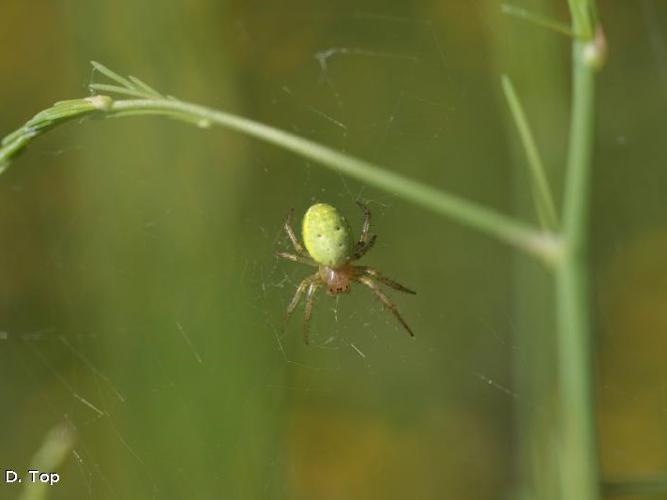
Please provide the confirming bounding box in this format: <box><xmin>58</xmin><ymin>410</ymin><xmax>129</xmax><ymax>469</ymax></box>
<box><xmin>582</xmin><ymin>25</ymin><xmax>608</xmax><ymax>71</ymax></box>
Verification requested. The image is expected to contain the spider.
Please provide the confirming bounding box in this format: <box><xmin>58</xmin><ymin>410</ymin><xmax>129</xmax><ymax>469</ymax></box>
<box><xmin>276</xmin><ymin>201</ymin><xmax>416</xmax><ymax>344</ymax></box>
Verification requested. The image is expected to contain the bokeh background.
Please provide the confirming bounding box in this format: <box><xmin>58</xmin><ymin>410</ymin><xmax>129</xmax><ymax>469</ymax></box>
<box><xmin>1</xmin><ymin>1</ymin><xmax>666</xmax><ymax>499</ymax></box>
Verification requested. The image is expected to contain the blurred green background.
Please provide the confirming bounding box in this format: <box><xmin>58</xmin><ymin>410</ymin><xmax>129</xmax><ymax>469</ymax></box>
<box><xmin>1</xmin><ymin>1</ymin><xmax>666</xmax><ymax>499</ymax></box>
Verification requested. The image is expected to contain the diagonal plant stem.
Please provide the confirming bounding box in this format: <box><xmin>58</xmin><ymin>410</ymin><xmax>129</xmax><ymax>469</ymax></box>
<box><xmin>0</xmin><ymin>65</ymin><xmax>560</xmax><ymax>263</ymax></box>
<box><xmin>501</xmin><ymin>74</ymin><xmax>559</xmax><ymax>230</ymax></box>
<box><xmin>109</xmin><ymin>98</ymin><xmax>556</xmax><ymax>258</ymax></box>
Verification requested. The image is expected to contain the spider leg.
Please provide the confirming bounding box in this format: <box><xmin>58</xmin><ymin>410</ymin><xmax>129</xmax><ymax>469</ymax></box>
<box><xmin>284</xmin><ymin>274</ymin><xmax>318</xmax><ymax>325</ymax></box>
<box><xmin>350</xmin><ymin>201</ymin><xmax>377</xmax><ymax>261</ymax></box>
<box><xmin>356</xmin><ymin>266</ymin><xmax>416</xmax><ymax>294</ymax></box>
<box><xmin>356</xmin><ymin>200</ymin><xmax>372</xmax><ymax>245</ymax></box>
<box><xmin>284</xmin><ymin>208</ymin><xmax>308</xmax><ymax>255</ymax></box>
<box><xmin>350</xmin><ymin>234</ymin><xmax>377</xmax><ymax>261</ymax></box>
<box><xmin>356</xmin><ymin>275</ymin><xmax>414</xmax><ymax>337</ymax></box>
<box><xmin>276</xmin><ymin>252</ymin><xmax>317</xmax><ymax>267</ymax></box>
<box><xmin>303</xmin><ymin>281</ymin><xmax>322</xmax><ymax>344</ymax></box>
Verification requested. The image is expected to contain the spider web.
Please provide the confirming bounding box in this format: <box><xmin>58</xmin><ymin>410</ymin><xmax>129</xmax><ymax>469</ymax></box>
<box><xmin>0</xmin><ymin>3</ymin><xmax>617</xmax><ymax>500</ymax></box>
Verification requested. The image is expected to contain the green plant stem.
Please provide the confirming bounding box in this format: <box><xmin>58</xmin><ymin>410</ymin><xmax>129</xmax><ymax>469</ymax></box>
<box><xmin>556</xmin><ymin>36</ymin><xmax>599</xmax><ymax>500</ymax></box>
<box><xmin>567</xmin><ymin>0</ymin><xmax>596</xmax><ymax>39</ymax></box>
<box><xmin>113</xmin><ymin>99</ymin><xmax>552</xmax><ymax>254</ymax></box>
<box><xmin>0</xmin><ymin>95</ymin><xmax>557</xmax><ymax>261</ymax></box>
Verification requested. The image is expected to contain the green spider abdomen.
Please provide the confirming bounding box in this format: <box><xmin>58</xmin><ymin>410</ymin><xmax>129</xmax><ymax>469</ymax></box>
<box><xmin>302</xmin><ymin>203</ymin><xmax>353</xmax><ymax>268</ymax></box>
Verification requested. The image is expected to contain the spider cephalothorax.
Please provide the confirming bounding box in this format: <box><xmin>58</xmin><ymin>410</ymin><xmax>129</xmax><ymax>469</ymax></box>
<box><xmin>320</xmin><ymin>265</ymin><xmax>353</xmax><ymax>295</ymax></box>
<box><xmin>276</xmin><ymin>201</ymin><xmax>415</xmax><ymax>344</ymax></box>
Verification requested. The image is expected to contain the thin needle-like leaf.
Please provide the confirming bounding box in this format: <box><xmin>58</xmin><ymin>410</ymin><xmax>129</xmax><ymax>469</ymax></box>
<box><xmin>501</xmin><ymin>75</ymin><xmax>559</xmax><ymax>230</ymax></box>
<box><xmin>91</xmin><ymin>61</ymin><xmax>135</xmax><ymax>90</ymax></box>
<box><xmin>128</xmin><ymin>76</ymin><xmax>163</xmax><ymax>98</ymax></box>
<box><xmin>502</xmin><ymin>4</ymin><xmax>575</xmax><ymax>37</ymax></box>
<box><xmin>89</xmin><ymin>83</ymin><xmax>151</xmax><ymax>99</ymax></box>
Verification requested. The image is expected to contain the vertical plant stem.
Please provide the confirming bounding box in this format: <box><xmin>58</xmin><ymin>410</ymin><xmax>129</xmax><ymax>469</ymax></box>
<box><xmin>556</xmin><ymin>34</ymin><xmax>599</xmax><ymax>500</ymax></box>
